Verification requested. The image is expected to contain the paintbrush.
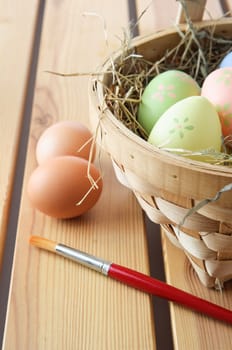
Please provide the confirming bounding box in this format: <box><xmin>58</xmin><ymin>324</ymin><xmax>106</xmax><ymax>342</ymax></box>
<box><xmin>29</xmin><ymin>235</ymin><xmax>232</xmax><ymax>324</ymax></box>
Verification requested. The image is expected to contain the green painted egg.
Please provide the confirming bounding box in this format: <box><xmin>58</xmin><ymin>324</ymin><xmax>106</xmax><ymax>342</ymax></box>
<box><xmin>138</xmin><ymin>70</ymin><xmax>200</xmax><ymax>134</ymax></box>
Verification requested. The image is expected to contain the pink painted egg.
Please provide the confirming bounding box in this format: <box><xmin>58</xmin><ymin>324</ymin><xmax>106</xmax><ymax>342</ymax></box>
<box><xmin>201</xmin><ymin>68</ymin><xmax>232</xmax><ymax>138</ymax></box>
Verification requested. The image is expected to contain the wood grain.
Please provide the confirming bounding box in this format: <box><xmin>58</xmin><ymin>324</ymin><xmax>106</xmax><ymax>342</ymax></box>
<box><xmin>0</xmin><ymin>1</ymin><xmax>39</xmax><ymax>269</ymax></box>
<box><xmin>2</xmin><ymin>1</ymin><xmax>156</xmax><ymax>349</ymax></box>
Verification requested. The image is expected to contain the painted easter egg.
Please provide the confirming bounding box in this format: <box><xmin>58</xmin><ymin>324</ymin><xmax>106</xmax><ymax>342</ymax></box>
<box><xmin>201</xmin><ymin>67</ymin><xmax>232</xmax><ymax>138</ymax></box>
<box><xmin>138</xmin><ymin>70</ymin><xmax>200</xmax><ymax>134</ymax></box>
<box><xmin>219</xmin><ymin>51</ymin><xmax>232</xmax><ymax>68</ymax></box>
<box><xmin>148</xmin><ymin>96</ymin><xmax>222</xmax><ymax>162</ymax></box>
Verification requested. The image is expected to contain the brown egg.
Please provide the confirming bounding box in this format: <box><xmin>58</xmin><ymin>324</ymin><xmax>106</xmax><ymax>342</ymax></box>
<box><xmin>27</xmin><ymin>156</ymin><xmax>102</xmax><ymax>218</ymax></box>
<box><xmin>36</xmin><ymin>120</ymin><xmax>95</xmax><ymax>165</ymax></box>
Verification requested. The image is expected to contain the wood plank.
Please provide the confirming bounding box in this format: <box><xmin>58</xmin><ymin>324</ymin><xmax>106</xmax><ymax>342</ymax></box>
<box><xmin>2</xmin><ymin>1</ymin><xmax>156</xmax><ymax>349</ymax></box>
<box><xmin>136</xmin><ymin>0</ymin><xmax>224</xmax><ymax>33</ymax></box>
<box><xmin>135</xmin><ymin>0</ymin><xmax>179</xmax><ymax>33</ymax></box>
<box><xmin>0</xmin><ymin>1</ymin><xmax>39</xmax><ymax>269</ymax></box>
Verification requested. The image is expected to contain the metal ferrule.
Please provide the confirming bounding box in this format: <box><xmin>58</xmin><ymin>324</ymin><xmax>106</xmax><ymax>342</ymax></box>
<box><xmin>56</xmin><ymin>244</ymin><xmax>111</xmax><ymax>276</ymax></box>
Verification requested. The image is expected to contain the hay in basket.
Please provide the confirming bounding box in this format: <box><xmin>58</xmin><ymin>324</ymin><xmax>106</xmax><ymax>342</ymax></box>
<box><xmin>89</xmin><ymin>0</ymin><xmax>232</xmax><ymax>289</ymax></box>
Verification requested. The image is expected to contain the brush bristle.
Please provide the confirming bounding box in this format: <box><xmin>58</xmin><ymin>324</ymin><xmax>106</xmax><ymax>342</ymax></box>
<box><xmin>29</xmin><ymin>235</ymin><xmax>57</xmax><ymax>253</ymax></box>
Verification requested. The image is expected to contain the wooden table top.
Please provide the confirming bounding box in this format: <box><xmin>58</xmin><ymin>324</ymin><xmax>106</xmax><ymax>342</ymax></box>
<box><xmin>0</xmin><ymin>1</ymin><xmax>232</xmax><ymax>349</ymax></box>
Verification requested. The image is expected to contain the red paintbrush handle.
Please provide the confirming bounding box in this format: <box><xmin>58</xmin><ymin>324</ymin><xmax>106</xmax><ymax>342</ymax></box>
<box><xmin>109</xmin><ymin>263</ymin><xmax>232</xmax><ymax>324</ymax></box>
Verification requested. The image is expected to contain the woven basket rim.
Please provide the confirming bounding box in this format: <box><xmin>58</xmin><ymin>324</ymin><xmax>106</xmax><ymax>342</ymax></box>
<box><xmin>96</xmin><ymin>85</ymin><xmax>232</xmax><ymax>177</ymax></box>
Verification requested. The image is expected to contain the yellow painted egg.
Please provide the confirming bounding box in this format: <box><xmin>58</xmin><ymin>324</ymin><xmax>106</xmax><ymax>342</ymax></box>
<box><xmin>148</xmin><ymin>96</ymin><xmax>222</xmax><ymax>162</ymax></box>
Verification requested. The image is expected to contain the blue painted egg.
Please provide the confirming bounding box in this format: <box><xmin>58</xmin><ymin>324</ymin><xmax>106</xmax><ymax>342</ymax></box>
<box><xmin>219</xmin><ymin>51</ymin><xmax>232</xmax><ymax>68</ymax></box>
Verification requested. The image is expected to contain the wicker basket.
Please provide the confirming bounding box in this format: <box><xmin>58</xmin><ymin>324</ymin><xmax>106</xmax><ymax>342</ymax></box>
<box><xmin>89</xmin><ymin>1</ymin><xmax>232</xmax><ymax>288</ymax></box>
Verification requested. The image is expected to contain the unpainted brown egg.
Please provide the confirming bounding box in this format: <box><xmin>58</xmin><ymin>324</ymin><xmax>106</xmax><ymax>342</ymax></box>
<box><xmin>36</xmin><ymin>120</ymin><xmax>95</xmax><ymax>165</ymax></box>
<box><xmin>27</xmin><ymin>156</ymin><xmax>102</xmax><ymax>218</ymax></box>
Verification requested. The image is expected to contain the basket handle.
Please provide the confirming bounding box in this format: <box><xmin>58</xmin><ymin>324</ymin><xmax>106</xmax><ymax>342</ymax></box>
<box><xmin>176</xmin><ymin>0</ymin><xmax>206</xmax><ymax>24</ymax></box>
